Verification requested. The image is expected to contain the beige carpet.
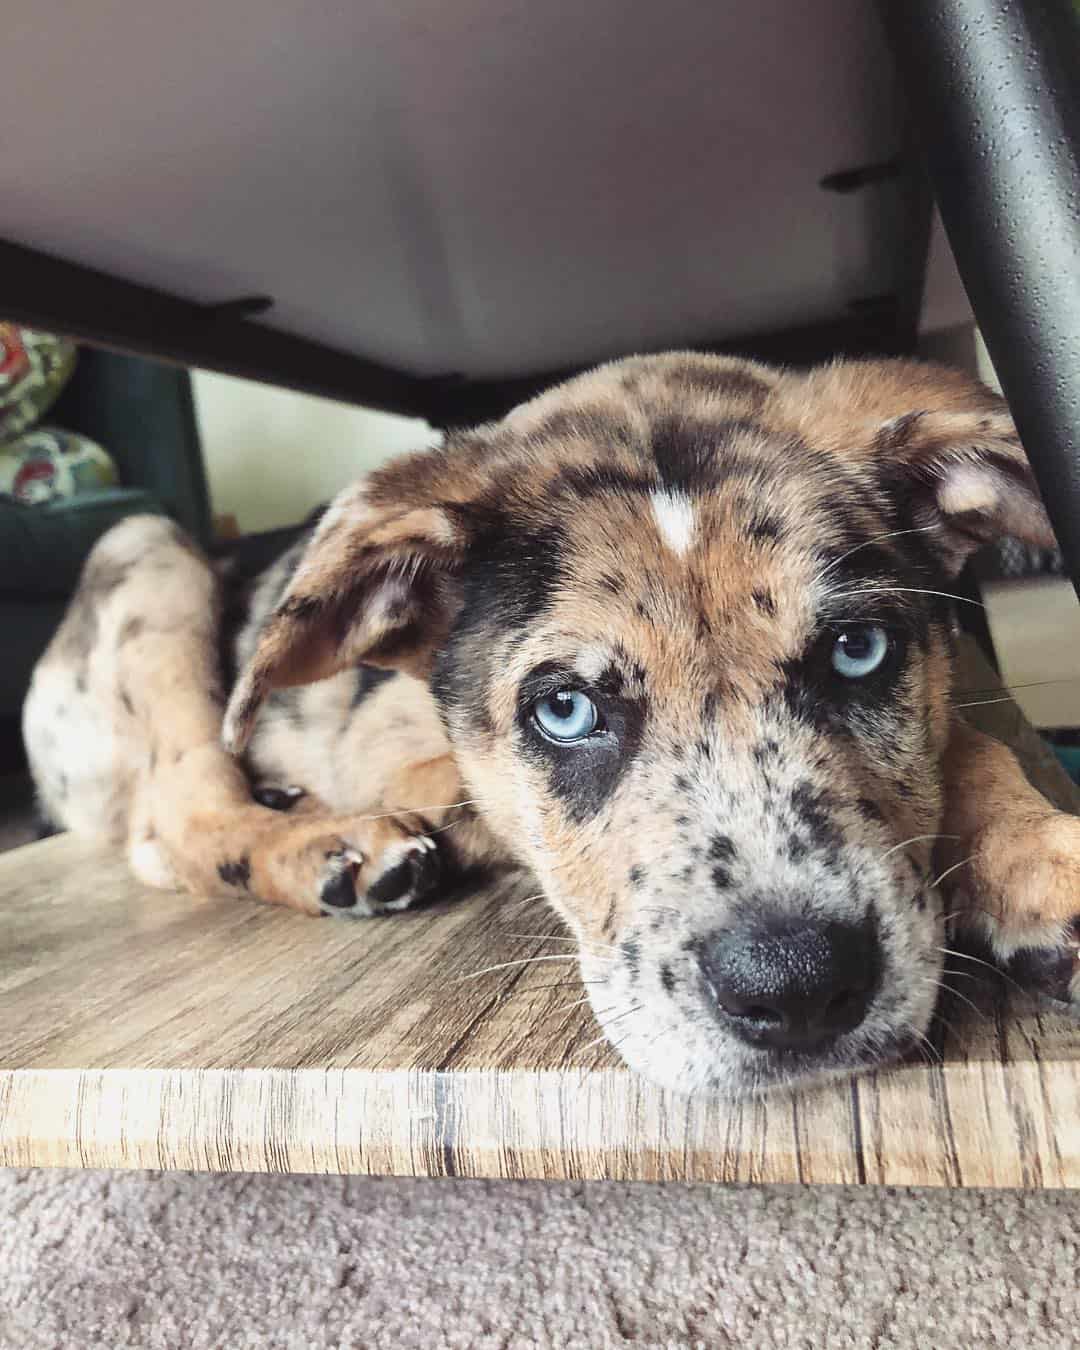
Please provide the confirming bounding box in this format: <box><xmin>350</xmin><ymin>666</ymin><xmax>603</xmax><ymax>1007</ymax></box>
<box><xmin>1</xmin><ymin>1170</ymin><xmax>1078</xmax><ymax>1348</ymax></box>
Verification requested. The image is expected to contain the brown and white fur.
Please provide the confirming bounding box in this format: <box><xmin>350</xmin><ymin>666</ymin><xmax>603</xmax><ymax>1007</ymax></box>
<box><xmin>23</xmin><ymin>353</ymin><xmax>1080</xmax><ymax>1097</ymax></box>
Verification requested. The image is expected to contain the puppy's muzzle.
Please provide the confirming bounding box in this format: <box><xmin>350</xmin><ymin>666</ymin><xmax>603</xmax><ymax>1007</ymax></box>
<box><xmin>698</xmin><ymin>916</ymin><xmax>881</xmax><ymax>1053</ymax></box>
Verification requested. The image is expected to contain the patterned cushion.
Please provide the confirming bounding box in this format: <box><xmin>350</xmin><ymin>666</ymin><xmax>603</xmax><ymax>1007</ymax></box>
<box><xmin>0</xmin><ymin>427</ymin><xmax>118</xmax><ymax>505</ymax></box>
<box><xmin>0</xmin><ymin>324</ymin><xmax>77</xmax><ymax>442</ymax></box>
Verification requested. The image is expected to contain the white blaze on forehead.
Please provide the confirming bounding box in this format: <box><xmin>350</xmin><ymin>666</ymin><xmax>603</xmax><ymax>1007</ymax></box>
<box><xmin>650</xmin><ymin>489</ymin><xmax>696</xmax><ymax>556</ymax></box>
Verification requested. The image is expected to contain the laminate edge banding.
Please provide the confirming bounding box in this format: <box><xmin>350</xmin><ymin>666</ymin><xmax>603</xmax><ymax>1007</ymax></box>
<box><xmin>2</xmin><ymin>1058</ymin><xmax>1078</xmax><ymax>1185</ymax></box>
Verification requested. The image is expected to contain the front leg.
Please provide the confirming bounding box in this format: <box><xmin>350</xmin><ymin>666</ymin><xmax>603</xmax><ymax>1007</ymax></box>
<box><xmin>135</xmin><ymin>745</ymin><xmax>501</xmax><ymax>918</ymax></box>
<box><xmin>189</xmin><ymin>804</ymin><xmax>444</xmax><ymax>917</ymax></box>
<box><xmin>132</xmin><ymin>758</ymin><xmax>444</xmax><ymax>918</ymax></box>
<box><xmin>941</xmin><ymin>716</ymin><xmax>1080</xmax><ymax>1007</ymax></box>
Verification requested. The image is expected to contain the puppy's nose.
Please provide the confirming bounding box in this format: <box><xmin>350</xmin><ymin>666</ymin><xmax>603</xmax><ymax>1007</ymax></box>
<box><xmin>699</xmin><ymin>919</ymin><xmax>879</xmax><ymax>1052</ymax></box>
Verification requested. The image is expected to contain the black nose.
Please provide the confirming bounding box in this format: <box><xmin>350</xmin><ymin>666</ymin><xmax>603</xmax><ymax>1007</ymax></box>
<box><xmin>698</xmin><ymin>918</ymin><xmax>880</xmax><ymax>1052</ymax></box>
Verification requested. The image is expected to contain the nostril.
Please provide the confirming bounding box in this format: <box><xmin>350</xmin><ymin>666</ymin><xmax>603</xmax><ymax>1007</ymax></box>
<box><xmin>827</xmin><ymin>988</ymin><xmax>856</xmax><ymax>1013</ymax></box>
<box><xmin>711</xmin><ymin>983</ymin><xmax>785</xmax><ymax>1024</ymax></box>
<box><xmin>717</xmin><ymin>996</ymin><xmax>784</xmax><ymax>1024</ymax></box>
<box><xmin>824</xmin><ymin>986</ymin><xmax>861</xmax><ymax>1023</ymax></box>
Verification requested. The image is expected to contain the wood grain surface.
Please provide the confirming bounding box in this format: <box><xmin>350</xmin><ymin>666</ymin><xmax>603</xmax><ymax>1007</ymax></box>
<box><xmin>1</xmin><ymin>639</ymin><xmax>1078</xmax><ymax>1184</ymax></box>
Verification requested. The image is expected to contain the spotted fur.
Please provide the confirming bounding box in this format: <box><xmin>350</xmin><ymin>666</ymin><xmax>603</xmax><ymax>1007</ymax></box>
<box><xmin>24</xmin><ymin>352</ymin><xmax>1077</xmax><ymax>1096</ymax></box>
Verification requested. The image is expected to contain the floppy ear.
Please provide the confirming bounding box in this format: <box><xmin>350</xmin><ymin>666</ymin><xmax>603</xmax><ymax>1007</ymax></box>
<box><xmin>222</xmin><ymin>478</ymin><xmax>467</xmax><ymax>754</ymax></box>
<box><xmin>794</xmin><ymin>361</ymin><xmax>1057</xmax><ymax>575</ymax></box>
<box><xmin>873</xmin><ymin>401</ymin><xmax>1055</xmax><ymax>575</ymax></box>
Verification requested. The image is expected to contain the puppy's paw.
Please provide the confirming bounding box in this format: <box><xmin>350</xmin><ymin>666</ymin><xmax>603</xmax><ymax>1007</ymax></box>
<box><xmin>1004</xmin><ymin>923</ymin><xmax>1080</xmax><ymax>1008</ymax></box>
<box><xmin>318</xmin><ymin>833</ymin><xmax>441</xmax><ymax>918</ymax></box>
<box><xmin>245</xmin><ymin>811</ymin><xmax>444</xmax><ymax>917</ymax></box>
<box><xmin>949</xmin><ymin>810</ymin><xmax>1080</xmax><ymax>1011</ymax></box>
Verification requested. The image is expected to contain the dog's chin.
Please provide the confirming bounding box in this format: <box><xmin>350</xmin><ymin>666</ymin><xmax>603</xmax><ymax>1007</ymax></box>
<box><xmin>607</xmin><ymin>1023</ymin><xmax>925</xmax><ymax>1098</ymax></box>
<box><xmin>586</xmin><ymin>990</ymin><xmax>935</xmax><ymax>1099</ymax></box>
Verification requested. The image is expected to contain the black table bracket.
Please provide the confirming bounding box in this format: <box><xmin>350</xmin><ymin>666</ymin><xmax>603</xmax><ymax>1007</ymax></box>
<box><xmin>879</xmin><ymin>0</ymin><xmax>1080</xmax><ymax>595</ymax></box>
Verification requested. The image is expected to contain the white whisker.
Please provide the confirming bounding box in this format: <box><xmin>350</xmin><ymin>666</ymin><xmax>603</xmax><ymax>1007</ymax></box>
<box><xmin>813</xmin><ymin>525</ymin><xmax>941</xmax><ymax>586</ymax></box>
<box><xmin>578</xmin><ymin>1005</ymin><xmax>643</xmax><ymax>1055</ymax></box>
<box><xmin>934</xmin><ymin>980</ymin><xmax>988</xmax><ymax>1023</ymax></box>
<box><xmin>937</xmin><ymin>946</ymin><xmax>1025</xmax><ymax>996</ymax></box>
<box><xmin>928</xmin><ymin>855</ymin><xmax>975</xmax><ymax>891</ymax></box>
<box><xmin>345</xmin><ymin>797</ymin><xmax>482</xmax><ymax>824</ymax></box>
<box><xmin>908</xmin><ymin>1024</ymin><xmax>943</xmax><ymax>1067</ymax></box>
<box><xmin>501</xmin><ymin>931</ymin><xmax>617</xmax><ymax>956</ymax></box>
<box><xmin>938</xmin><ymin>945</ymin><xmax>999</xmax><ymax>971</ymax></box>
<box><xmin>941</xmin><ymin>900</ymin><xmax>1001</xmax><ymax>924</ymax></box>
<box><xmin>956</xmin><ymin>676</ymin><xmax>1080</xmax><ymax>700</ymax></box>
<box><xmin>930</xmin><ymin>1007</ymin><xmax>965</xmax><ymax>1045</ymax></box>
<box><xmin>921</xmin><ymin>966</ymin><xmax>980</xmax><ymax>982</ymax></box>
<box><xmin>426</xmin><ymin>818</ymin><xmax>467</xmax><ymax>836</ymax></box>
<box><xmin>522</xmin><ymin>978</ymin><xmax>609</xmax><ymax>993</ymax></box>
<box><xmin>500</xmin><ymin>891</ymin><xmax>549</xmax><ymax>914</ymax></box>
<box><xmin>830</xmin><ymin>586</ymin><xmax>985</xmax><ymax>609</ymax></box>
<box><xmin>453</xmin><ymin>954</ymin><xmax>587</xmax><ymax>982</ymax></box>
<box><xmin>880</xmin><ymin>833</ymin><xmax>958</xmax><ymax>861</ymax></box>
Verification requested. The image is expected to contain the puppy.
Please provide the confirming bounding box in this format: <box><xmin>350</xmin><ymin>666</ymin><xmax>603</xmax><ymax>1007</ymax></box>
<box><xmin>24</xmin><ymin>352</ymin><xmax>1079</xmax><ymax>1096</ymax></box>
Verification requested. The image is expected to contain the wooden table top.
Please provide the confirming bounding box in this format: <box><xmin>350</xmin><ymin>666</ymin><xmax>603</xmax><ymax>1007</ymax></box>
<box><xmin>1</xmin><ymin>826</ymin><xmax>1078</xmax><ymax>1186</ymax></box>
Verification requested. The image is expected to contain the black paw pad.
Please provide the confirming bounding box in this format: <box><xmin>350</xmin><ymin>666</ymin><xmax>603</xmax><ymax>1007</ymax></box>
<box><xmin>320</xmin><ymin>864</ymin><xmax>359</xmax><ymax>910</ymax></box>
<box><xmin>1007</xmin><ymin>944</ymin><xmax>1076</xmax><ymax>1003</ymax></box>
<box><xmin>367</xmin><ymin>842</ymin><xmax>441</xmax><ymax>910</ymax></box>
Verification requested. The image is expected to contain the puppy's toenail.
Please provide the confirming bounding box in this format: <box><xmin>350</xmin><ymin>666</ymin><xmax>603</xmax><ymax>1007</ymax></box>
<box><xmin>253</xmin><ymin>785</ymin><xmax>305</xmax><ymax>812</ymax></box>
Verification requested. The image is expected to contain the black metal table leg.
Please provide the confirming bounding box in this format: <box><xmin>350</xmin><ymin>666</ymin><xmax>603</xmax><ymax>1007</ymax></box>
<box><xmin>878</xmin><ymin>0</ymin><xmax>1080</xmax><ymax>595</ymax></box>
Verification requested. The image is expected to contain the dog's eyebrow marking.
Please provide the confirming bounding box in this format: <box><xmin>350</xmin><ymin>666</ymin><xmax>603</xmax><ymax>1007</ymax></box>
<box><xmin>650</xmin><ymin>490</ymin><xmax>696</xmax><ymax>556</ymax></box>
<box><xmin>752</xmin><ymin>589</ymin><xmax>777</xmax><ymax>616</ymax></box>
<box><xmin>574</xmin><ymin>644</ymin><xmax>615</xmax><ymax>683</ymax></box>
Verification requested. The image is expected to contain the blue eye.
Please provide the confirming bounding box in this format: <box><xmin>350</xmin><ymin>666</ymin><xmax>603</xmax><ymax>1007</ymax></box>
<box><xmin>533</xmin><ymin>689</ymin><xmax>599</xmax><ymax>742</ymax></box>
<box><xmin>831</xmin><ymin>624</ymin><xmax>890</xmax><ymax>679</ymax></box>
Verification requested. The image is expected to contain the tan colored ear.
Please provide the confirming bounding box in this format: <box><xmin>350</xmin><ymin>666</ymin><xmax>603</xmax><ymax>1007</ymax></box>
<box><xmin>873</xmin><ymin>402</ymin><xmax>1056</xmax><ymax>574</ymax></box>
<box><xmin>788</xmin><ymin>360</ymin><xmax>1056</xmax><ymax>575</ymax></box>
<box><xmin>222</xmin><ymin>481</ymin><xmax>466</xmax><ymax>754</ymax></box>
